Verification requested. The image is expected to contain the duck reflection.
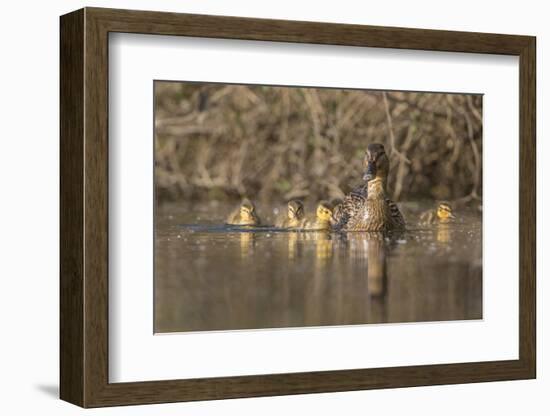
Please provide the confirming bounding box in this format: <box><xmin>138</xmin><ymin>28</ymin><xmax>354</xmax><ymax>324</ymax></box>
<box><xmin>300</xmin><ymin>231</ymin><xmax>335</xmax><ymax>325</ymax></box>
<box><xmin>302</xmin><ymin>231</ymin><xmax>333</xmax><ymax>265</ymax></box>
<box><xmin>436</xmin><ymin>223</ymin><xmax>452</xmax><ymax>244</ymax></box>
<box><xmin>285</xmin><ymin>230</ymin><xmax>333</xmax><ymax>263</ymax></box>
<box><xmin>287</xmin><ymin>231</ymin><xmax>301</xmax><ymax>260</ymax></box>
<box><xmin>341</xmin><ymin>232</ymin><xmax>388</xmax><ymax>299</ymax></box>
<box><xmin>366</xmin><ymin>234</ymin><xmax>387</xmax><ymax>298</ymax></box>
<box><xmin>238</xmin><ymin>231</ymin><xmax>256</xmax><ymax>258</ymax></box>
<box><xmin>314</xmin><ymin>232</ymin><xmax>333</xmax><ymax>264</ymax></box>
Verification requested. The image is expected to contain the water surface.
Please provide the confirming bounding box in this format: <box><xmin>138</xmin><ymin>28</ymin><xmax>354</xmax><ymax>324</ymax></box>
<box><xmin>154</xmin><ymin>202</ymin><xmax>482</xmax><ymax>333</ymax></box>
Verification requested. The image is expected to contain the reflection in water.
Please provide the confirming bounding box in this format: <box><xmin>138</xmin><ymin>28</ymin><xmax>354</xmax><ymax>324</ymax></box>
<box><xmin>366</xmin><ymin>234</ymin><xmax>387</xmax><ymax>298</ymax></box>
<box><xmin>239</xmin><ymin>231</ymin><xmax>256</xmax><ymax>258</ymax></box>
<box><xmin>154</xmin><ymin>202</ymin><xmax>482</xmax><ymax>333</ymax></box>
<box><xmin>437</xmin><ymin>223</ymin><xmax>451</xmax><ymax>244</ymax></box>
<box><xmin>287</xmin><ymin>231</ymin><xmax>300</xmax><ymax>260</ymax></box>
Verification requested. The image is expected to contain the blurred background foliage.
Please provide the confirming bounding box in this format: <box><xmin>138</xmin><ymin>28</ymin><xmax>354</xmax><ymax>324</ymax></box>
<box><xmin>154</xmin><ymin>82</ymin><xmax>482</xmax><ymax>205</ymax></box>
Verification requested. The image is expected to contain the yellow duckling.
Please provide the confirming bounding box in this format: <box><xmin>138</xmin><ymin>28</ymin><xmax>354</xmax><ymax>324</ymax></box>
<box><xmin>419</xmin><ymin>201</ymin><xmax>456</xmax><ymax>225</ymax></box>
<box><xmin>277</xmin><ymin>200</ymin><xmax>305</xmax><ymax>229</ymax></box>
<box><xmin>302</xmin><ymin>201</ymin><xmax>334</xmax><ymax>231</ymax></box>
<box><xmin>226</xmin><ymin>199</ymin><xmax>261</xmax><ymax>226</ymax></box>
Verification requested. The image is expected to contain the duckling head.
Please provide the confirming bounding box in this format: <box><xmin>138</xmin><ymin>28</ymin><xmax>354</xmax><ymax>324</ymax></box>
<box><xmin>240</xmin><ymin>199</ymin><xmax>257</xmax><ymax>221</ymax></box>
<box><xmin>287</xmin><ymin>200</ymin><xmax>304</xmax><ymax>220</ymax></box>
<box><xmin>316</xmin><ymin>201</ymin><xmax>334</xmax><ymax>222</ymax></box>
<box><xmin>363</xmin><ymin>143</ymin><xmax>389</xmax><ymax>182</ymax></box>
<box><xmin>437</xmin><ymin>202</ymin><xmax>456</xmax><ymax>221</ymax></box>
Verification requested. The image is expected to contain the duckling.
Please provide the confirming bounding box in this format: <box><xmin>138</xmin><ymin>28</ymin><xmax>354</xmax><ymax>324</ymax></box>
<box><xmin>226</xmin><ymin>199</ymin><xmax>261</xmax><ymax>226</ymax></box>
<box><xmin>334</xmin><ymin>143</ymin><xmax>405</xmax><ymax>232</ymax></box>
<box><xmin>419</xmin><ymin>202</ymin><xmax>456</xmax><ymax>225</ymax></box>
<box><xmin>276</xmin><ymin>200</ymin><xmax>305</xmax><ymax>229</ymax></box>
<box><xmin>302</xmin><ymin>201</ymin><xmax>334</xmax><ymax>231</ymax></box>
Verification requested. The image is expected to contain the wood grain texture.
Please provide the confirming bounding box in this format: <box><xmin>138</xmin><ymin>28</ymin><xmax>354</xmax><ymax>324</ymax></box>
<box><xmin>59</xmin><ymin>8</ymin><xmax>84</xmax><ymax>407</ymax></box>
<box><xmin>59</xmin><ymin>7</ymin><xmax>537</xmax><ymax>408</ymax></box>
<box><xmin>83</xmin><ymin>10</ymin><xmax>110</xmax><ymax>406</ymax></box>
<box><xmin>89</xmin><ymin>7</ymin><xmax>532</xmax><ymax>55</ymax></box>
<box><xmin>518</xmin><ymin>38</ymin><xmax>536</xmax><ymax>376</ymax></box>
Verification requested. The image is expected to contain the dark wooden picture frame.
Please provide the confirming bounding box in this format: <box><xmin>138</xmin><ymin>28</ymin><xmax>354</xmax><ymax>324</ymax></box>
<box><xmin>60</xmin><ymin>7</ymin><xmax>536</xmax><ymax>408</ymax></box>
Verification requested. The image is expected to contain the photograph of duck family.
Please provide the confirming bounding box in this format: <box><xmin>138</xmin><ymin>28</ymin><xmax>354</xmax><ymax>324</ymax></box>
<box><xmin>153</xmin><ymin>81</ymin><xmax>482</xmax><ymax>333</ymax></box>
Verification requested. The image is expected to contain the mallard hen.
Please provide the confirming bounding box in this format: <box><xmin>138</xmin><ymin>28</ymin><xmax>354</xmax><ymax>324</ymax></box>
<box><xmin>333</xmin><ymin>143</ymin><xmax>405</xmax><ymax>232</ymax></box>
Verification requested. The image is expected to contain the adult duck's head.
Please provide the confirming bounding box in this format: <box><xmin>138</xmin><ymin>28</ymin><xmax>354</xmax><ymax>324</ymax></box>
<box><xmin>287</xmin><ymin>200</ymin><xmax>304</xmax><ymax>220</ymax></box>
<box><xmin>363</xmin><ymin>143</ymin><xmax>389</xmax><ymax>183</ymax></box>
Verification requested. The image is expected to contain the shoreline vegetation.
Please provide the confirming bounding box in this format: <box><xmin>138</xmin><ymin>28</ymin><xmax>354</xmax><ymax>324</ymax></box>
<box><xmin>154</xmin><ymin>82</ymin><xmax>482</xmax><ymax>207</ymax></box>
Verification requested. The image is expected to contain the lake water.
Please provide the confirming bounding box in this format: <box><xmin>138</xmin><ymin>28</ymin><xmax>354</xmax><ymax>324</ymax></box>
<box><xmin>154</xmin><ymin>201</ymin><xmax>482</xmax><ymax>333</ymax></box>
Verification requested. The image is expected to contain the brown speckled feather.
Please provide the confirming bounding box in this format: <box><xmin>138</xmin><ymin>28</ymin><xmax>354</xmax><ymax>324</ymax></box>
<box><xmin>333</xmin><ymin>183</ymin><xmax>368</xmax><ymax>230</ymax></box>
<box><xmin>387</xmin><ymin>199</ymin><xmax>406</xmax><ymax>229</ymax></box>
<box><xmin>334</xmin><ymin>187</ymin><xmax>405</xmax><ymax>232</ymax></box>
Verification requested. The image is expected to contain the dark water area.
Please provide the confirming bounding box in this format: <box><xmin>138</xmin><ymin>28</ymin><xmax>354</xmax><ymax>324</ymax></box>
<box><xmin>154</xmin><ymin>202</ymin><xmax>482</xmax><ymax>333</ymax></box>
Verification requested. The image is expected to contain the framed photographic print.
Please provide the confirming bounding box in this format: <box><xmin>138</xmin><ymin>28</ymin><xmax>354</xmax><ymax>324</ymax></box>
<box><xmin>60</xmin><ymin>7</ymin><xmax>536</xmax><ymax>408</ymax></box>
